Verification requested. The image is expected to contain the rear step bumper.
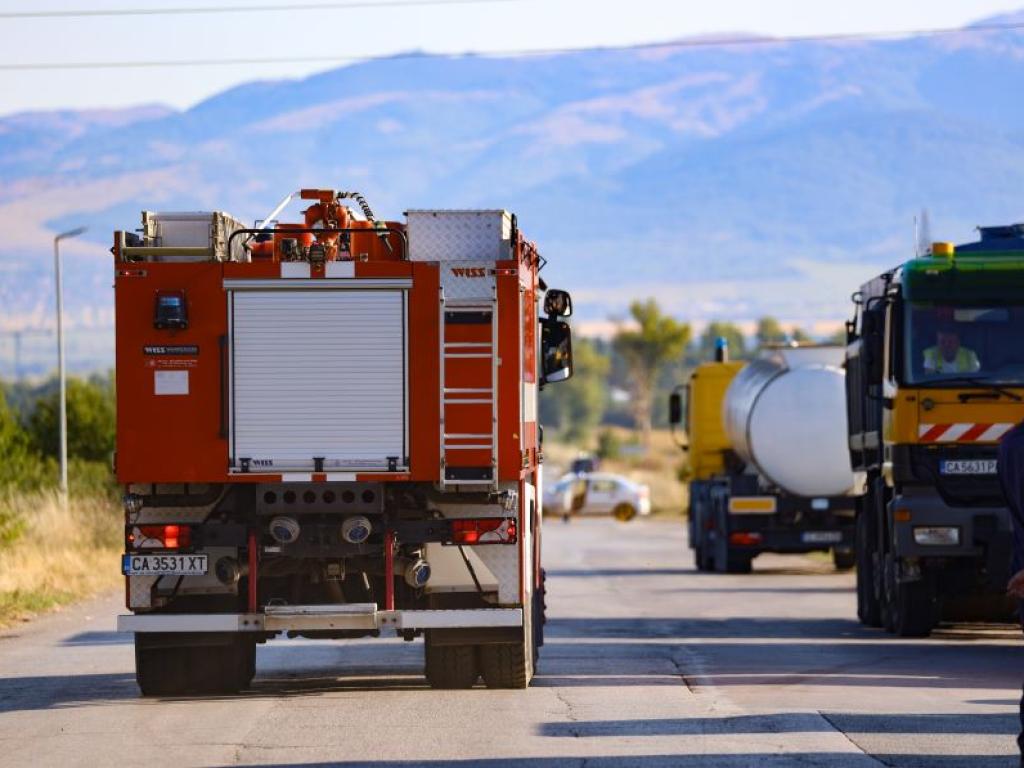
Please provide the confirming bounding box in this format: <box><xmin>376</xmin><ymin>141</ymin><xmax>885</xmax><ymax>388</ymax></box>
<box><xmin>117</xmin><ymin>605</ymin><xmax>523</xmax><ymax>634</ymax></box>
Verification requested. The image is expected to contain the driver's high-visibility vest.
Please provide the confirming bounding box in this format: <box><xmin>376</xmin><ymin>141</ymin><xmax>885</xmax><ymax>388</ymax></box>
<box><xmin>923</xmin><ymin>346</ymin><xmax>980</xmax><ymax>373</ymax></box>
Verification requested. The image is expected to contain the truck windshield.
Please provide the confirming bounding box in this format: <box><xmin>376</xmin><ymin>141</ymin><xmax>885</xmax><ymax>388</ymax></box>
<box><xmin>903</xmin><ymin>302</ymin><xmax>1024</xmax><ymax>385</ymax></box>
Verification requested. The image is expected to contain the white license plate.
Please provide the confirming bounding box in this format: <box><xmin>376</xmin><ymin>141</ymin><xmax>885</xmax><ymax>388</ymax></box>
<box><xmin>802</xmin><ymin>531</ymin><xmax>843</xmax><ymax>544</ymax></box>
<box><xmin>123</xmin><ymin>553</ymin><xmax>208</xmax><ymax>576</ymax></box>
<box><xmin>939</xmin><ymin>459</ymin><xmax>997</xmax><ymax>476</ymax></box>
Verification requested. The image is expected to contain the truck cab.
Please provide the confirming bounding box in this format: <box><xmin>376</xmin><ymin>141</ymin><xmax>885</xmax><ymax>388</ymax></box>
<box><xmin>846</xmin><ymin>225</ymin><xmax>1023</xmax><ymax>636</ymax></box>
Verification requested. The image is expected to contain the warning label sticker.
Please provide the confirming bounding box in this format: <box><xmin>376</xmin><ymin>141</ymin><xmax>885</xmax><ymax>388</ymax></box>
<box><xmin>154</xmin><ymin>370</ymin><xmax>189</xmax><ymax>396</ymax></box>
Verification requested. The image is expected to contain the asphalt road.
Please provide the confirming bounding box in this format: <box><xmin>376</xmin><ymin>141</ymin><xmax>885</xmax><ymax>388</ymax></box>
<box><xmin>0</xmin><ymin>517</ymin><xmax>1021</xmax><ymax>767</ymax></box>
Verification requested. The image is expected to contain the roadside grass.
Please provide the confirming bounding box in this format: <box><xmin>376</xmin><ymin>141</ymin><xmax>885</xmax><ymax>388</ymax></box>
<box><xmin>0</xmin><ymin>490</ymin><xmax>121</xmax><ymax>627</ymax></box>
<box><xmin>545</xmin><ymin>426</ymin><xmax>688</xmax><ymax>516</ymax></box>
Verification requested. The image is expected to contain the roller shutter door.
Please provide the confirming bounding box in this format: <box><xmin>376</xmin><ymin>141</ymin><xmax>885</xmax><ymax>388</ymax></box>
<box><xmin>230</xmin><ymin>288</ymin><xmax>407</xmax><ymax>472</ymax></box>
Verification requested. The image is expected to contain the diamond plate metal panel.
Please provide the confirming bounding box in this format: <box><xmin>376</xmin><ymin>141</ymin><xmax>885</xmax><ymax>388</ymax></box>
<box><xmin>407</xmin><ymin>210</ymin><xmax>512</xmax><ymax>262</ymax></box>
<box><xmin>129</xmin><ymin>575</ymin><xmax>158</xmax><ymax>608</ymax></box>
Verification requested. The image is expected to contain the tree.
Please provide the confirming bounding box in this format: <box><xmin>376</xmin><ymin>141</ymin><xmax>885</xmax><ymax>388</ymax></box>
<box><xmin>756</xmin><ymin>316</ymin><xmax>787</xmax><ymax>347</ymax></box>
<box><xmin>698</xmin><ymin>321</ymin><xmax>746</xmax><ymax>361</ymax></box>
<box><xmin>28</xmin><ymin>375</ymin><xmax>116</xmax><ymax>462</ymax></box>
<box><xmin>791</xmin><ymin>327</ymin><xmax>813</xmax><ymax>344</ymax></box>
<box><xmin>539</xmin><ymin>338</ymin><xmax>610</xmax><ymax>443</ymax></box>
<box><xmin>0</xmin><ymin>392</ymin><xmax>47</xmax><ymax>492</ymax></box>
<box><xmin>613</xmin><ymin>299</ymin><xmax>690</xmax><ymax>444</ymax></box>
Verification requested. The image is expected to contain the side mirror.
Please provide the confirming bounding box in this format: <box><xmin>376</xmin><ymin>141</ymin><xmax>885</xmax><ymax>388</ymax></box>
<box><xmin>541</xmin><ymin>318</ymin><xmax>573</xmax><ymax>384</ymax></box>
<box><xmin>669</xmin><ymin>392</ymin><xmax>682</xmax><ymax>426</ymax></box>
<box><xmin>544</xmin><ymin>289</ymin><xmax>572</xmax><ymax>318</ymax></box>
<box><xmin>862</xmin><ymin>307</ymin><xmax>885</xmax><ymax>382</ymax></box>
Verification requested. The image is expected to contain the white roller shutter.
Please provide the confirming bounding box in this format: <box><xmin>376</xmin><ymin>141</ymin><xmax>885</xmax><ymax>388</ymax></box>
<box><xmin>229</xmin><ymin>287</ymin><xmax>407</xmax><ymax>472</ymax></box>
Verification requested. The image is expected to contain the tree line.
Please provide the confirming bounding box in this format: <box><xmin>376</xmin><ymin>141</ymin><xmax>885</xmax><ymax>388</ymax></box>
<box><xmin>0</xmin><ymin>373</ymin><xmax>116</xmax><ymax>494</ymax></box>
<box><xmin>540</xmin><ymin>300</ymin><xmax>846</xmax><ymax>446</ymax></box>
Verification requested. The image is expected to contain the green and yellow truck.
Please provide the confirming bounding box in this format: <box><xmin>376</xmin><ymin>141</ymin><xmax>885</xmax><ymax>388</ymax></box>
<box><xmin>846</xmin><ymin>225</ymin><xmax>1022</xmax><ymax>636</ymax></box>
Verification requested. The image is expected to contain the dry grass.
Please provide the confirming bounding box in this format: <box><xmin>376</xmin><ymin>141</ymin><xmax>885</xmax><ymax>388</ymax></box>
<box><xmin>0</xmin><ymin>491</ymin><xmax>121</xmax><ymax>627</ymax></box>
<box><xmin>545</xmin><ymin>426</ymin><xmax>689</xmax><ymax>516</ymax></box>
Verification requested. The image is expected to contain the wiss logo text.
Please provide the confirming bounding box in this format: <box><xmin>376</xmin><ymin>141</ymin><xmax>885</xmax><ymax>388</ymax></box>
<box><xmin>451</xmin><ymin>267</ymin><xmax>487</xmax><ymax>278</ymax></box>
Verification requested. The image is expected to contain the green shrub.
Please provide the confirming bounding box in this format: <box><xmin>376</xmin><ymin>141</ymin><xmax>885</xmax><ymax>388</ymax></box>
<box><xmin>596</xmin><ymin>429</ymin><xmax>621</xmax><ymax>461</ymax></box>
<box><xmin>28</xmin><ymin>375</ymin><xmax>115</xmax><ymax>463</ymax></box>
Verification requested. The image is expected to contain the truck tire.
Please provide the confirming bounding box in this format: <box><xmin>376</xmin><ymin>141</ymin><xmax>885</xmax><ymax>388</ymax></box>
<box><xmin>881</xmin><ymin>554</ymin><xmax>897</xmax><ymax>633</ymax></box>
<box><xmin>135</xmin><ymin>633</ymin><xmax>250</xmax><ymax>696</ymax></box>
<box><xmin>240</xmin><ymin>638</ymin><xmax>257</xmax><ymax>687</ymax></box>
<box><xmin>424</xmin><ymin>635</ymin><xmax>479</xmax><ymax>689</ymax></box>
<box><xmin>480</xmin><ymin>642</ymin><xmax>531</xmax><ymax>689</ymax></box>
<box><xmin>135</xmin><ymin>634</ymin><xmax>188</xmax><ymax>697</ymax></box>
<box><xmin>891</xmin><ymin>577</ymin><xmax>937</xmax><ymax>638</ymax></box>
<box><xmin>855</xmin><ymin>509</ymin><xmax>882</xmax><ymax>627</ymax></box>
<box><xmin>724</xmin><ymin>551</ymin><xmax>753</xmax><ymax>574</ymax></box>
<box><xmin>832</xmin><ymin>547</ymin><xmax>855</xmax><ymax>571</ymax></box>
<box><xmin>694</xmin><ymin>544</ymin><xmax>710</xmax><ymax>572</ymax></box>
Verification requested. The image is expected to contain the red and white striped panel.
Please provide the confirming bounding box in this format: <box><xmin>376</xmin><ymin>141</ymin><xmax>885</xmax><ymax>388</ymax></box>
<box><xmin>917</xmin><ymin>423</ymin><xmax>1013</xmax><ymax>443</ymax></box>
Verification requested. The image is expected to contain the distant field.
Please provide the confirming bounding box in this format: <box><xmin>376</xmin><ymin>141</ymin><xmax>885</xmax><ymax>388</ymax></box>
<box><xmin>0</xmin><ymin>492</ymin><xmax>121</xmax><ymax>627</ymax></box>
<box><xmin>544</xmin><ymin>427</ymin><xmax>688</xmax><ymax>516</ymax></box>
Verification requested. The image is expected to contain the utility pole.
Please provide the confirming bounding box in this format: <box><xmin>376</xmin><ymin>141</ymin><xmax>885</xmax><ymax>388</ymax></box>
<box><xmin>54</xmin><ymin>226</ymin><xmax>86</xmax><ymax>499</ymax></box>
<box><xmin>1</xmin><ymin>328</ymin><xmax>52</xmax><ymax>380</ymax></box>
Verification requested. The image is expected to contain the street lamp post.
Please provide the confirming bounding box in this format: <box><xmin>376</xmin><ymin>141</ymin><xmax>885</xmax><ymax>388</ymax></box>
<box><xmin>53</xmin><ymin>226</ymin><xmax>86</xmax><ymax>498</ymax></box>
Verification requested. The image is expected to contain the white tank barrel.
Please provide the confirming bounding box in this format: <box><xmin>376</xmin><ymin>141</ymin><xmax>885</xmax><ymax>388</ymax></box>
<box><xmin>722</xmin><ymin>346</ymin><xmax>855</xmax><ymax>497</ymax></box>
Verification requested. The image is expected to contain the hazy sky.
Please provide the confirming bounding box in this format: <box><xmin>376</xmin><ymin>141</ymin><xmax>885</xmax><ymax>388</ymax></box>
<box><xmin>0</xmin><ymin>0</ymin><xmax>1020</xmax><ymax>116</ymax></box>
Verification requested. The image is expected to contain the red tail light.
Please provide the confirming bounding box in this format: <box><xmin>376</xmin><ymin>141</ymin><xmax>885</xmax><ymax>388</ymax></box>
<box><xmin>450</xmin><ymin>517</ymin><xmax>517</xmax><ymax>545</ymax></box>
<box><xmin>129</xmin><ymin>524</ymin><xmax>192</xmax><ymax>550</ymax></box>
<box><xmin>729</xmin><ymin>532</ymin><xmax>762</xmax><ymax>547</ymax></box>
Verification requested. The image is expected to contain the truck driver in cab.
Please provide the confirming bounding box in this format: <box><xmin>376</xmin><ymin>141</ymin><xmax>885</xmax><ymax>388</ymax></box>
<box><xmin>923</xmin><ymin>323</ymin><xmax>981</xmax><ymax>375</ymax></box>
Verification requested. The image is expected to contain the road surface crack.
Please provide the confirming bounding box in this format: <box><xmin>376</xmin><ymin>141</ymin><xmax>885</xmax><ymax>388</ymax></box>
<box><xmin>818</xmin><ymin>711</ymin><xmax>890</xmax><ymax>767</ymax></box>
<box><xmin>668</xmin><ymin>650</ymin><xmax>700</xmax><ymax>693</ymax></box>
<box><xmin>554</xmin><ymin>689</ymin><xmax>581</xmax><ymax>737</ymax></box>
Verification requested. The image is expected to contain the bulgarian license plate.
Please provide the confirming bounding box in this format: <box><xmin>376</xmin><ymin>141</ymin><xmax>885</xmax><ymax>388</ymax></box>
<box><xmin>122</xmin><ymin>553</ymin><xmax>208</xmax><ymax>576</ymax></box>
<box><xmin>939</xmin><ymin>459</ymin><xmax>997</xmax><ymax>476</ymax></box>
<box><xmin>802</xmin><ymin>531</ymin><xmax>843</xmax><ymax>544</ymax></box>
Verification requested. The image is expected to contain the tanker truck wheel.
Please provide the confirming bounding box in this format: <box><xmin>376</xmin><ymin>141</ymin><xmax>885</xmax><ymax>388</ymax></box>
<box><xmin>832</xmin><ymin>547</ymin><xmax>855</xmax><ymax>571</ymax></box>
<box><xmin>424</xmin><ymin>632</ymin><xmax>480</xmax><ymax>689</ymax></box>
<box><xmin>724</xmin><ymin>552</ymin><xmax>753</xmax><ymax>574</ymax></box>
<box><xmin>694</xmin><ymin>544</ymin><xmax>714</xmax><ymax>572</ymax></box>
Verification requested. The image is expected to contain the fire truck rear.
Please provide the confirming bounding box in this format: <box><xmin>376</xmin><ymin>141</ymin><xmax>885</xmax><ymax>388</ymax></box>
<box><xmin>113</xmin><ymin>189</ymin><xmax>574</xmax><ymax>694</ymax></box>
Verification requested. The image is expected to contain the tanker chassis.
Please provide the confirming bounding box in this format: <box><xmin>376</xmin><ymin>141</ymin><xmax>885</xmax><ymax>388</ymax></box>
<box><xmin>670</xmin><ymin>343</ymin><xmax>857</xmax><ymax>573</ymax></box>
<box><xmin>114</xmin><ymin>190</ymin><xmax>574</xmax><ymax>694</ymax></box>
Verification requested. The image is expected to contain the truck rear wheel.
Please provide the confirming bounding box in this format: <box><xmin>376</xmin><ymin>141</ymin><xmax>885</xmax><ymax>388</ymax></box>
<box><xmin>424</xmin><ymin>634</ymin><xmax>479</xmax><ymax>689</ymax></box>
<box><xmin>891</xmin><ymin>577</ymin><xmax>937</xmax><ymax>638</ymax></box>
<box><xmin>832</xmin><ymin>547</ymin><xmax>855</xmax><ymax>571</ymax></box>
<box><xmin>135</xmin><ymin>633</ymin><xmax>251</xmax><ymax>696</ymax></box>
<box><xmin>855</xmin><ymin>510</ymin><xmax>882</xmax><ymax>627</ymax></box>
<box><xmin>694</xmin><ymin>544</ymin><xmax>712</xmax><ymax>572</ymax></box>
<box><xmin>480</xmin><ymin>642</ymin><xmax>532</xmax><ymax>689</ymax></box>
<box><xmin>723</xmin><ymin>551</ymin><xmax>753</xmax><ymax>574</ymax></box>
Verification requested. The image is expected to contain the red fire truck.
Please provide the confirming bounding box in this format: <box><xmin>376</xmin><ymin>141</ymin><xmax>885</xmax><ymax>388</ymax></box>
<box><xmin>113</xmin><ymin>189</ymin><xmax>573</xmax><ymax>695</ymax></box>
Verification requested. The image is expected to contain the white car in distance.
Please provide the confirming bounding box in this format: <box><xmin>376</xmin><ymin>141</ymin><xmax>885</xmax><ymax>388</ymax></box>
<box><xmin>544</xmin><ymin>472</ymin><xmax>651</xmax><ymax>520</ymax></box>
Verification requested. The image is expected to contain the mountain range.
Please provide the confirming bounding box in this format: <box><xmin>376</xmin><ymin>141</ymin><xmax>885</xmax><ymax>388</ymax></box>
<box><xmin>3</xmin><ymin>10</ymin><xmax>1024</xmax><ymax>374</ymax></box>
